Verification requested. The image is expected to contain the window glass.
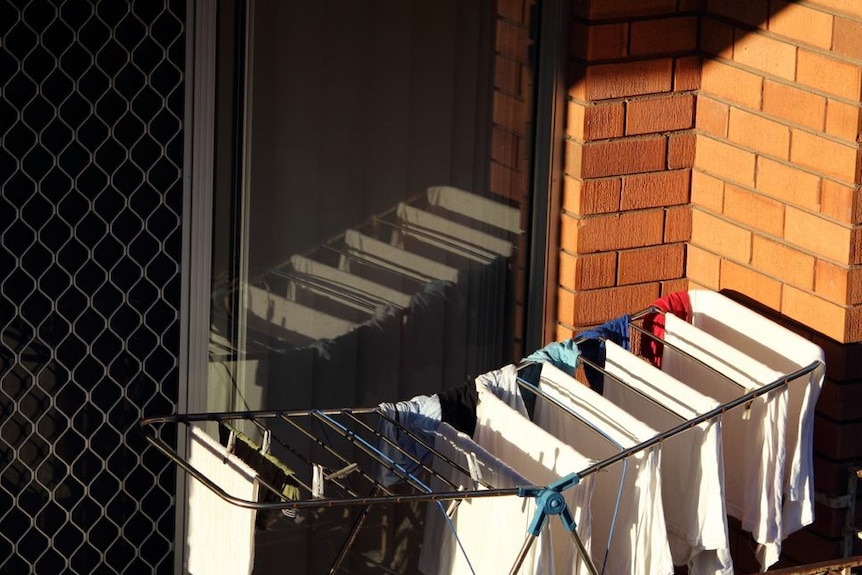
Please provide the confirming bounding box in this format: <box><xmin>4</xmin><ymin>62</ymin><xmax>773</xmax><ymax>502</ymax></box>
<box><xmin>210</xmin><ymin>0</ymin><xmax>539</xmax><ymax>415</ymax></box>
<box><xmin>206</xmin><ymin>3</ymin><xmax>542</xmax><ymax>569</ymax></box>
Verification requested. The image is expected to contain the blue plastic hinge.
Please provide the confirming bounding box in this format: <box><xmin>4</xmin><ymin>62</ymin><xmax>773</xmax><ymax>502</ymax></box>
<box><xmin>518</xmin><ymin>472</ymin><xmax>580</xmax><ymax>536</ymax></box>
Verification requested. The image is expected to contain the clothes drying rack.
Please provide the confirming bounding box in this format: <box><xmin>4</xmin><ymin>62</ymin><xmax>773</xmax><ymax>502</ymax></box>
<box><xmin>139</xmin><ymin>304</ymin><xmax>823</xmax><ymax>575</ymax></box>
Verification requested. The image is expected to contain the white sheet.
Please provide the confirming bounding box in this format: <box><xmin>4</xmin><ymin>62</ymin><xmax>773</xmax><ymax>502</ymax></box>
<box><xmin>688</xmin><ymin>290</ymin><xmax>824</xmax><ymax>536</ymax></box>
<box><xmin>534</xmin><ymin>363</ymin><xmax>674</xmax><ymax>575</ymax></box>
<box><xmin>602</xmin><ymin>341</ymin><xmax>732</xmax><ymax>574</ymax></box>
<box><xmin>186</xmin><ymin>425</ymin><xmax>258</xmax><ymax>575</ymax></box>
<box><xmin>419</xmin><ymin>422</ymin><xmax>553</xmax><ymax>575</ymax></box>
<box><xmin>662</xmin><ymin>314</ymin><xmax>788</xmax><ymax>570</ymax></box>
<box><xmin>474</xmin><ymin>376</ymin><xmax>596</xmax><ymax>575</ymax></box>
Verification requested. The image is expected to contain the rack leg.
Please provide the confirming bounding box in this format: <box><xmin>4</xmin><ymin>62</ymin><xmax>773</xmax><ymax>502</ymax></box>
<box><xmin>509</xmin><ymin>533</ymin><xmax>537</xmax><ymax>575</ymax></box>
<box><xmin>568</xmin><ymin>527</ymin><xmax>599</xmax><ymax>575</ymax></box>
<box><xmin>329</xmin><ymin>503</ymin><xmax>373</xmax><ymax>574</ymax></box>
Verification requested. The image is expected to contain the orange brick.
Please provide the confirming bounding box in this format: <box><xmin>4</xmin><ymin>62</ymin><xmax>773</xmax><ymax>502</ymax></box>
<box><xmin>723</xmin><ymin>184</ymin><xmax>785</xmax><ymax>237</ymax></box>
<box><xmin>567</xmin><ymin>100</ymin><xmax>587</xmax><ymax>140</ymax></box>
<box><xmin>560</xmin><ymin>211</ymin><xmax>579</xmax><ymax>252</ymax></box>
<box><xmin>701</xmin><ymin>17</ymin><xmax>734</xmax><ymax>59</ymax></box>
<box><xmin>585</xmin><ymin>59</ymin><xmax>674</xmax><ymax>100</ymax></box>
<box><xmin>691</xmin><ymin>208</ymin><xmax>753</xmax><ymax>262</ymax></box>
<box><xmin>555</xmin><ymin>323</ymin><xmax>574</xmax><ymax>341</ymax></box>
<box><xmin>695</xmin><ymin>96</ymin><xmax>729</xmax><ymax>137</ymax></box>
<box><xmin>559</xmin><ymin>250</ymin><xmax>577</xmax><ymax>289</ymax></box>
<box><xmin>848</xmin><ymin>305</ymin><xmax>862</xmax><ymax>342</ymax></box>
<box><xmin>728</xmin><ymin>107</ymin><xmax>790</xmax><ymax>159</ymax></box>
<box><xmin>495</xmin><ymin>55</ymin><xmax>522</xmax><ymax>96</ymax></box>
<box><xmin>573</xmin><ymin>252</ymin><xmax>617</xmax><ymax>290</ymax></box>
<box><xmin>852</xmin><ymin>268</ymin><xmax>862</xmax><ymax>304</ymax></box>
<box><xmin>687</xmin><ymin>244</ymin><xmax>721</xmax><ymax>289</ymax></box>
<box><xmin>493</xmin><ymin>92</ymin><xmax>528</xmax><ymax>135</ymax></box>
<box><xmin>573</xmin><ymin>283</ymin><xmax>660</xmax><ymax>326</ymax></box>
<box><xmin>584</xmin><ymin>22</ymin><xmax>629</xmax><ymax>60</ymax></box>
<box><xmin>626</xmin><ymin>94</ymin><xmax>695</xmax><ymax>135</ymax></box>
<box><xmin>814</xmin><ymin>259</ymin><xmax>849</xmax><ymax>304</ymax></box>
<box><xmin>618</xmin><ymin>244</ymin><xmax>685</xmax><ymax>285</ymax></box>
<box><xmin>785</xmin><ymin>206</ymin><xmax>853</xmax><ymax>264</ymax></box>
<box><xmin>695</xmin><ymin>134</ymin><xmax>756</xmax><ymax>187</ymax></box>
<box><xmin>630</xmin><ymin>17</ymin><xmax>698</xmax><ymax>56</ymax></box>
<box><xmin>661</xmin><ymin>277</ymin><xmax>689</xmax><ymax>296</ymax></box>
<box><xmin>706</xmin><ymin>0</ymin><xmax>769</xmax><ymax>28</ymax></box>
<box><xmin>815</xmin><ymin>413</ymin><xmax>862</xmax><ymax>458</ymax></box>
<box><xmin>674</xmin><ymin>55</ymin><xmax>702</xmax><ymax>91</ymax></box>
<box><xmin>562</xmin><ymin>176</ymin><xmax>622</xmax><ymax>215</ymax></box>
<box><xmin>668</xmin><ymin>132</ymin><xmax>696</xmax><ymax>169</ymax></box>
<box><xmin>489</xmin><ymin>161</ymin><xmax>527</xmax><ymax>201</ymax></box>
<box><xmin>755</xmin><ymin>157</ymin><xmax>821</xmax><ymax>211</ymax></box>
<box><xmin>569</xmin><ymin>62</ymin><xmax>587</xmax><ymax>100</ymax></box>
<box><xmin>854</xmin><ymin>228</ymin><xmax>862</xmax><ymax>265</ymax></box>
<box><xmin>820</xmin><ymin>179</ymin><xmax>861</xmax><ymax>224</ymax></box>
<box><xmin>665</xmin><ymin>205</ymin><xmax>692</xmax><ymax>242</ymax></box>
<box><xmin>496</xmin><ymin>19</ymin><xmax>529</xmax><ymax>62</ymax></box>
<box><xmin>825</xmin><ymin>98</ymin><xmax>861</xmax><ymax>143</ymax></box>
<box><xmin>719</xmin><ymin>259</ymin><xmax>783</xmax><ymax>311</ymax></box>
<box><xmin>797</xmin><ymin>49</ymin><xmax>862</xmax><ymax>101</ymax></box>
<box><xmin>752</xmin><ymin>235</ymin><xmax>816</xmax><ymax>288</ymax></box>
<box><xmin>762</xmin><ymin>80</ymin><xmax>826</xmax><ymax>132</ymax></box>
<box><xmin>691</xmin><ymin>170</ymin><xmax>725</xmax><ymax>212</ymax></box>
<box><xmin>620</xmin><ymin>170</ymin><xmax>690</xmax><ymax>210</ymax></box>
<box><xmin>557</xmin><ymin>286</ymin><xmax>575</xmax><ymax>324</ymax></box>
<box><xmin>804</xmin><ymin>0</ymin><xmax>862</xmax><ymax>20</ymax></box>
<box><xmin>565</xmin><ymin>139</ymin><xmax>585</xmax><ymax>178</ymax></box>
<box><xmin>491</xmin><ymin>126</ymin><xmax>520</xmax><ymax>169</ymax></box>
<box><xmin>701</xmin><ymin>59</ymin><xmax>763</xmax><ymax>110</ymax></box>
<box><xmin>767</xmin><ymin>0</ymin><xmax>833</xmax><ymax>49</ymax></box>
<box><xmin>833</xmin><ymin>17</ymin><xmax>862</xmax><ymax>60</ymax></box>
<box><xmin>585</xmin><ymin>0</ymin><xmax>678</xmax><ymax>19</ymax></box>
<box><xmin>789</xmin><ymin>129</ymin><xmax>859</xmax><ymax>182</ymax></box>
<box><xmin>581</xmin><ymin>136</ymin><xmax>667</xmax><ymax>177</ymax></box>
<box><xmin>576</xmin><ymin>210</ymin><xmax>666</xmax><ymax>253</ymax></box>
<box><xmin>497</xmin><ymin>0</ymin><xmax>526</xmax><ymax>22</ymax></box>
<box><xmin>732</xmin><ymin>28</ymin><xmax>797</xmax><ymax>80</ymax></box>
<box><xmin>585</xmin><ymin>102</ymin><xmax>626</xmax><ymax>140</ymax></box>
<box><xmin>782</xmin><ymin>284</ymin><xmax>847</xmax><ymax>343</ymax></box>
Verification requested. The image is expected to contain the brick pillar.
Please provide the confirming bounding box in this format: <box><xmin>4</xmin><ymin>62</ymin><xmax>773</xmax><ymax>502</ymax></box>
<box><xmin>560</xmin><ymin>0</ymin><xmax>699</xmax><ymax>337</ymax></box>
<box><xmin>691</xmin><ymin>0</ymin><xmax>862</xmax><ymax>566</ymax></box>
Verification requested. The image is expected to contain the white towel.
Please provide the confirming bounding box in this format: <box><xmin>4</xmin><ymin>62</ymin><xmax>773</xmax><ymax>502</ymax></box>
<box><xmin>535</xmin><ymin>363</ymin><xmax>674</xmax><ymax>575</ymax></box>
<box><xmin>662</xmin><ymin>314</ymin><xmax>788</xmax><ymax>571</ymax></box>
<box><xmin>688</xmin><ymin>290</ymin><xmax>824</xmax><ymax>537</ymax></box>
<box><xmin>419</xmin><ymin>422</ymin><xmax>554</xmax><ymax>575</ymax></box>
<box><xmin>186</xmin><ymin>425</ymin><xmax>259</xmax><ymax>575</ymax></box>
<box><xmin>602</xmin><ymin>341</ymin><xmax>732</xmax><ymax>574</ymax></box>
<box><xmin>474</xmin><ymin>375</ymin><xmax>596</xmax><ymax>575</ymax></box>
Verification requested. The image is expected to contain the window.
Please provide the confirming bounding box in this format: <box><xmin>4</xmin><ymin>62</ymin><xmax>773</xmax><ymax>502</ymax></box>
<box><xmin>187</xmin><ymin>0</ymin><xmax>563</xmax><ymax>571</ymax></box>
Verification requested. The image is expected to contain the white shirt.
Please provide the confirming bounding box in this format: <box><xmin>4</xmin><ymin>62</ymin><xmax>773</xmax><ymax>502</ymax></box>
<box><xmin>688</xmin><ymin>290</ymin><xmax>824</xmax><ymax>538</ymax></box>
<box><xmin>602</xmin><ymin>340</ymin><xmax>732</xmax><ymax>574</ymax></box>
<box><xmin>419</xmin><ymin>422</ymin><xmax>554</xmax><ymax>575</ymax></box>
<box><xmin>534</xmin><ymin>363</ymin><xmax>674</xmax><ymax>575</ymax></box>
<box><xmin>474</xmin><ymin>371</ymin><xmax>596</xmax><ymax>575</ymax></box>
<box><xmin>663</xmin><ymin>313</ymin><xmax>788</xmax><ymax>571</ymax></box>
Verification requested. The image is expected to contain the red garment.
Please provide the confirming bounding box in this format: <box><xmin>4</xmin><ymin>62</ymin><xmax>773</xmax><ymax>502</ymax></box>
<box><xmin>640</xmin><ymin>291</ymin><xmax>692</xmax><ymax>368</ymax></box>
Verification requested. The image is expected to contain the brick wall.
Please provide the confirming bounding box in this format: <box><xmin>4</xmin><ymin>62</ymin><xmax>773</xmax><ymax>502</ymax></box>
<box><xmin>563</xmin><ymin>0</ymin><xmax>862</xmax><ymax>569</ymax></box>
<box><xmin>693</xmin><ymin>0</ymin><xmax>862</xmax><ymax>344</ymax></box>
<box><xmin>692</xmin><ymin>2</ymin><xmax>862</xmax><ymax>564</ymax></box>
<box><xmin>562</xmin><ymin>0</ymin><xmax>699</xmax><ymax>337</ymax></box>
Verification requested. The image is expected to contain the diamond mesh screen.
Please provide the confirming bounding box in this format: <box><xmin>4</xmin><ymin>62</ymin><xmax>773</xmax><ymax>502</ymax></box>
<box><xmin>0</xmin><ymin>0</ymin><xmax>185</xmax><ymax>572</ymax></box>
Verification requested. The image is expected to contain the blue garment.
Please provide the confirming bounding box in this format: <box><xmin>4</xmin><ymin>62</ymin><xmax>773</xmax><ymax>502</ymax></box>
<box><xmin>520</xmin><ymin>314</ymin><xmax>631</xmax><ymax>394</ymax></box>
<box><xmin>375</xmin><ymin>395</ymin><xmax>442</xmax><ymax>486</ymax></box>
<box><xmin>578</xmin><ymin>314</ymin><xmax>631</xmax><ymax>393</ymax></box>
